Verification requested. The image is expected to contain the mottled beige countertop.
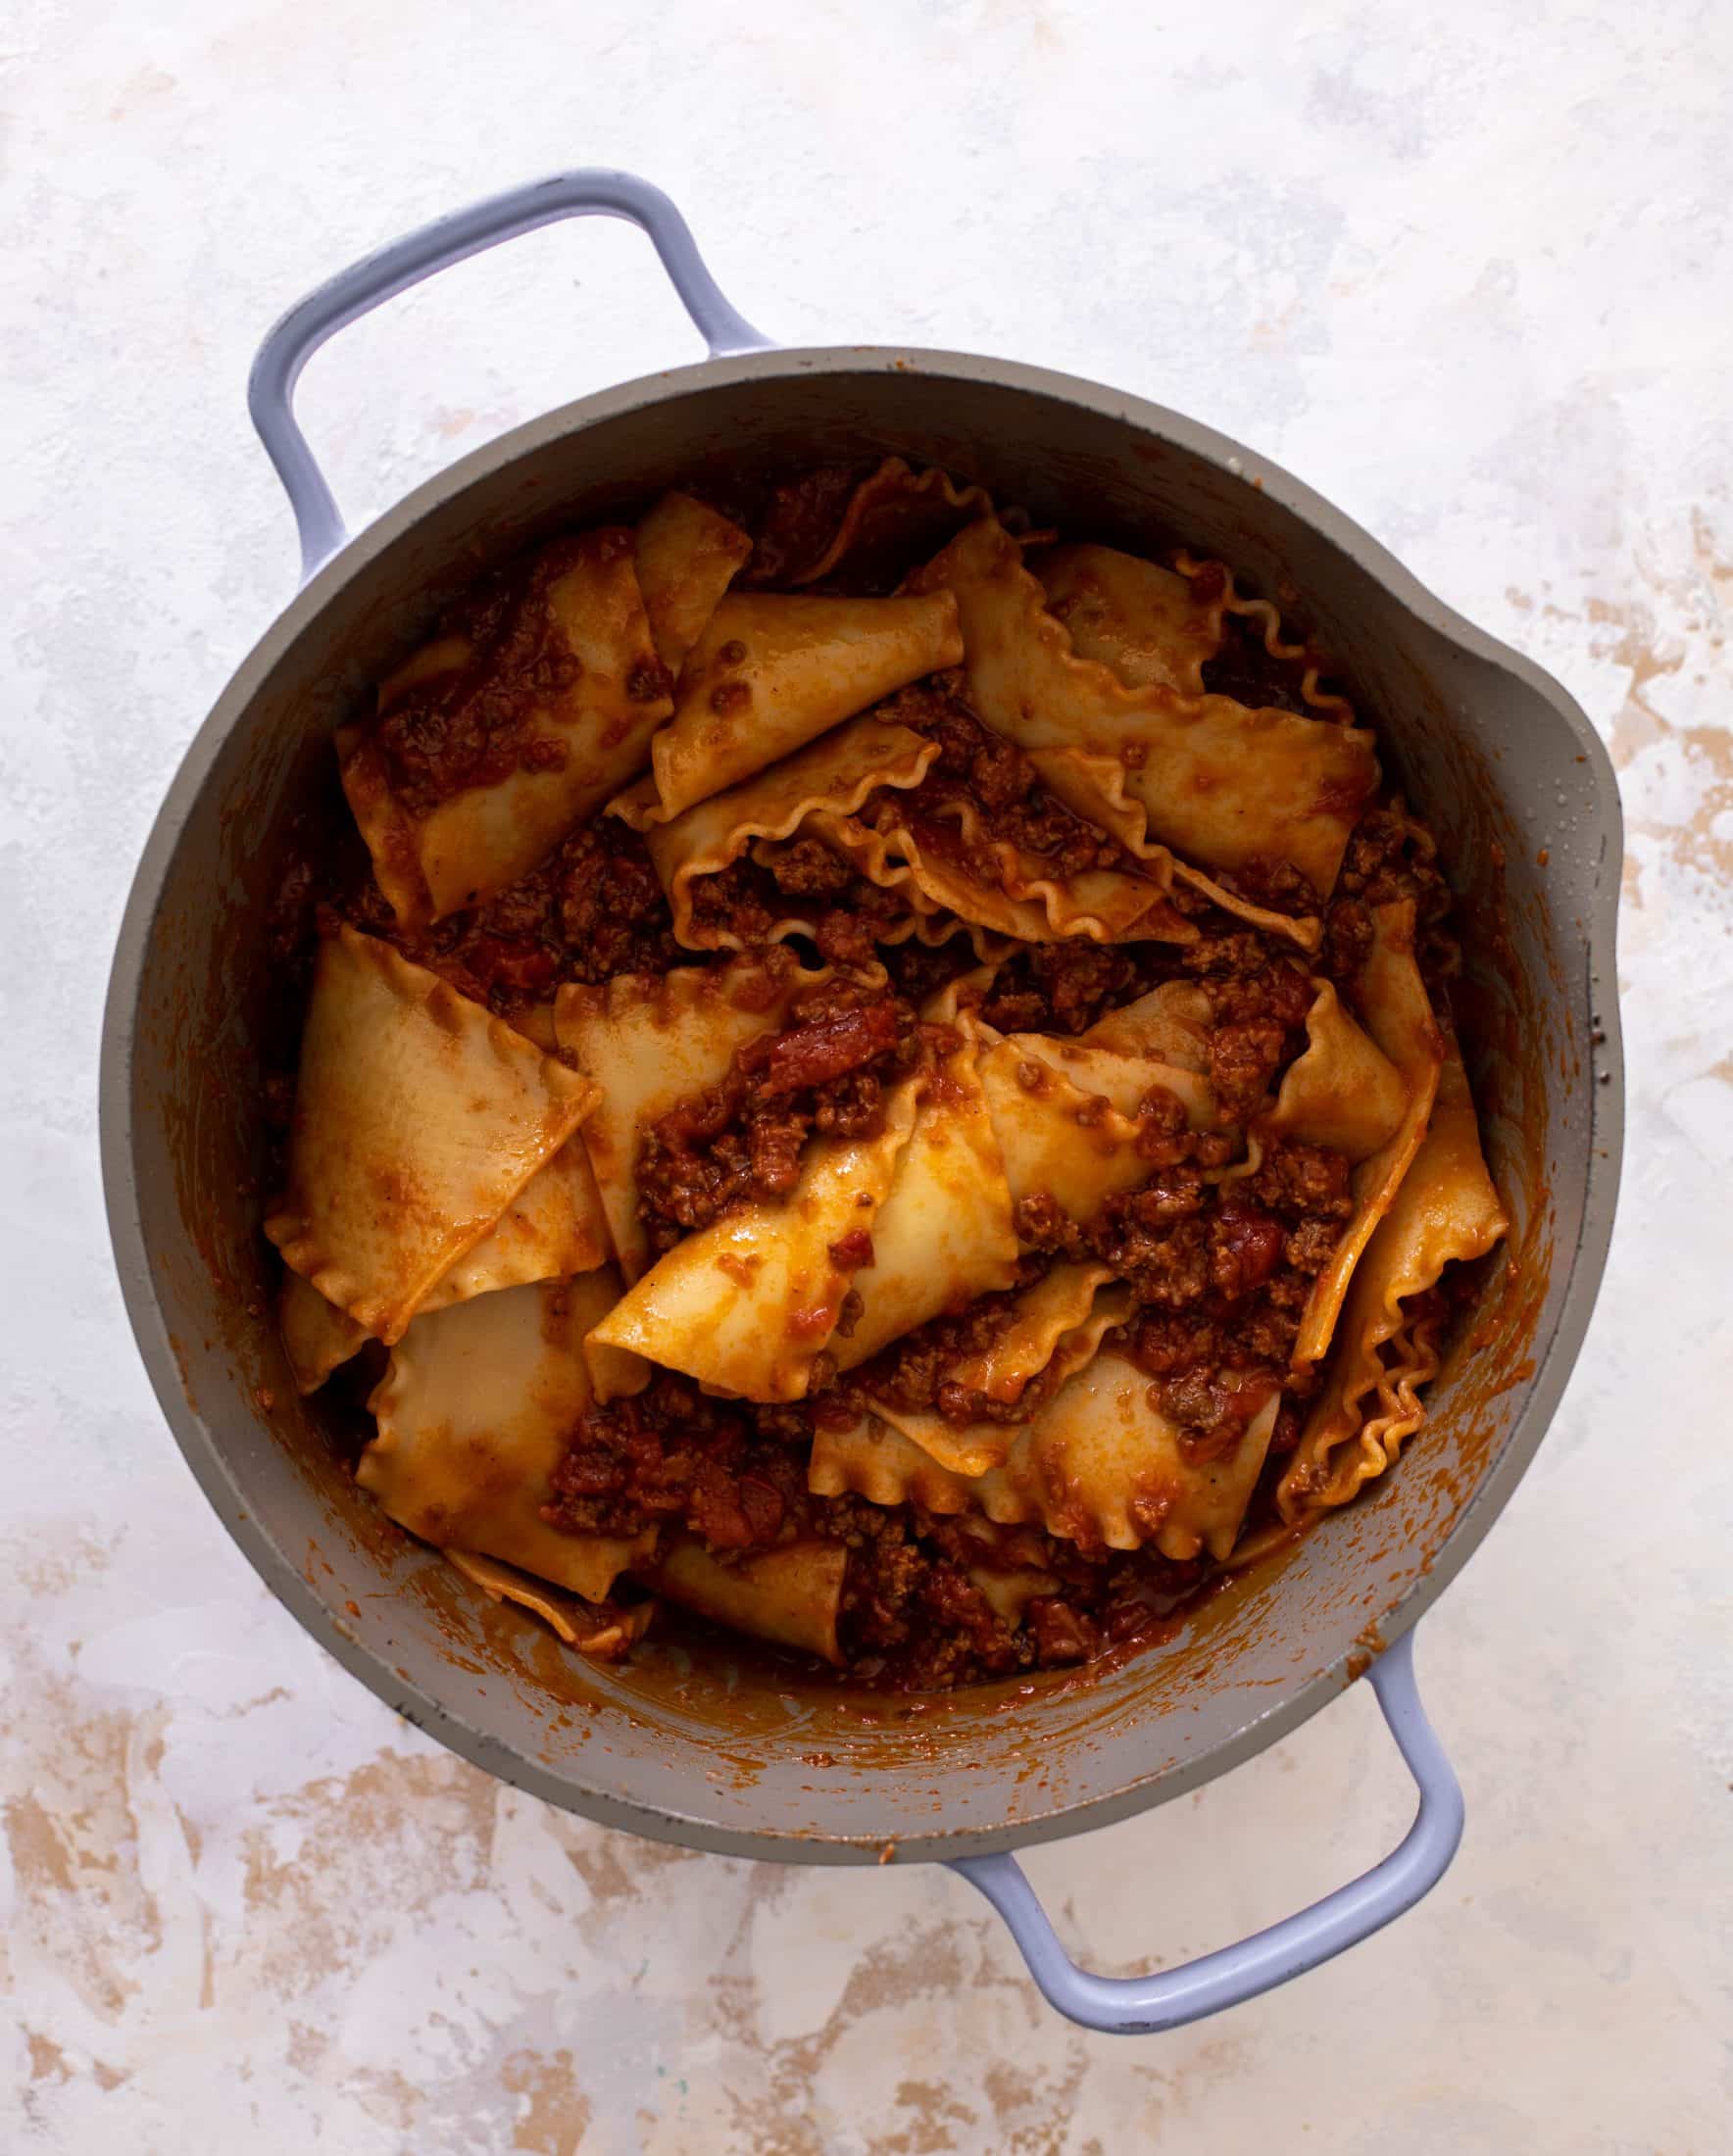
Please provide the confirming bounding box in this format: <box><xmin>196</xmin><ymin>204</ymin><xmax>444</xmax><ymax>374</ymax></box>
<box><xmin>4</xmin><ymin>3</ymin><xmax>1729</xmax><ymax>2149</ymax></box>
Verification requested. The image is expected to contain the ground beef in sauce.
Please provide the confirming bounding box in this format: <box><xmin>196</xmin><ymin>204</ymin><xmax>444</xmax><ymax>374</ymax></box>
<box><xmin>372</xmin><ymin>531</ymin><xmax>670</xmax><ymax>814</ymax></box>
<box><xmin>271</xmin><ymin>466</ymin><xmax>1478</xmax><ymax>1691</ymax></box>
<box><xmin>634</xmin><ymin>982</ymin><xmax>924</xmax><ymax>1249</ymax></box>
<box><xmin>873</xmin><ymin>676</ymin><xmax>1141</xmax><ymax>882</ymax></box>
<box><xmin>687</xmin><ymin>844</ymin><xmax>933</xmax><ymax>968</ymax></box>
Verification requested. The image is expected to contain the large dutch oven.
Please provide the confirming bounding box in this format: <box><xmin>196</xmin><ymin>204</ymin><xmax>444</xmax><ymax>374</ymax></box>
<box><xmin>100</xmin><ymin>172</ymin><xmax>1623</xmax><ymax>2034</ymax></box>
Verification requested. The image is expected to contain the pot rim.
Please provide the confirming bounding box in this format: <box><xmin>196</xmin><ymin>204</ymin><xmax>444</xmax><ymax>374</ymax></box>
<box><xmin>100</xmin><ymin>344</ymin><xmax>1624</xmax><ymax>1861</ymax></box>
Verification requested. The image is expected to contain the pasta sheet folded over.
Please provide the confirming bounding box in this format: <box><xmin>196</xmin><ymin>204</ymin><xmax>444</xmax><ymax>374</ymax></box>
<box><xmin>614</xmin><ymin>590</ymin><xmax>963</xmax><ymax>827</ymax></box>
<box><xmin>584</xmin><ymin>1070</ymin><xmax>923</xmax><ymax>1401</ymax></box>
<box><xmin>339</xmin><ymin>530</ymin><xmax>674</xmax><ymax>928</ymax></box>
<box><xmin>812</xmin><ymin>1354</ymin><xmax>1281</xmax><ymax>1563</ymax></box>
<box><xmin>266</xmin><ymin>928</ymin><xmax>598</xmax><ymax>1344</ymax></box>
<box><xmin>1278</xmin><ymin>1031</ymin><xmax>1507</xmax><ymax>1521</ymax></box>
<box><xmin>910</xmin><ymin>517</ymin><xmax>1379</xmax><ymax>944</ymax></box>
<box><xmin>359</xmin><ymin>1272</ymin><xmax>653</xmax><ymax>1601</ymax></box>
<box><xmin>278</xmin><ymin>1136</ymin><xmax>611</xmax><ymax>1392</ymax></box>
<box><xmin>556</xmin><ymin>954</ymin><xmax>827</xmax><ymax>1283</ymax></box>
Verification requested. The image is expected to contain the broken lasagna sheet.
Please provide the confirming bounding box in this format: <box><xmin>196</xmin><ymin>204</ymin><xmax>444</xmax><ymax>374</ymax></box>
<box><xmin>443</xmin><ymin>1548</ymin><xmax>653</xmax><ymax>1660</ymax></box>
<box><xmin>1028</xmin><ymin>541</ymin><xmax>1229</xmax><ymax>696</ymax></box>
<box><xmin>612</xmin><ymin>589</ymin><xmax>964</xmax><ymax>827</ymax></box>
<box><xmin>265</xmin><ymin>928</ymin><xmax>598</xmax><ymax>1344</ymax></box>
<box><xmin>277</xmin><ymin>1137</ymin><xmax>612</xmax><ymax>1394</ymax></box>
<box><xmin>632</xmin><ymin>490</ymin><xmax>753</xmax><ymax>674</ymax></box>
<box><xmin>646</xmin><ymin>1538</ymin><xmax>846</xmax><ymax>1663</ymax></box>
<box><xmin>583</xmin><ymin>1068</ymin><xmax>922</xmax><ymax>1401</ymax></box>
<box><xmin>829</xmin><ymin>1006</ymin><xmax>1019</xmax><ymax>1371</ymax></box>
<box><xmin>1287</xmin><ymin>901</ymin><xmax>1445</xmax><ymax>1369</ymax></box>
<box><xmin>337</xmin><ymin>530</ymin><xmax>674</xmax><ymax>928</ymax></box>
<box><xmin>870</xmin><ymin>1267</ymin><xmax>1132</xmax><ymax>1478</ymax></box>
<box><xmin>910</xmin><ymin>515</ymin><xmax>1377</xmax><ymax>925</ymax></box>
<box><xmin>974</xmin><ymin>1026</ymin><xmax>1218</xmax><ymax>1232</ymax></box>
<box><xmin>1278</xmin><ymin>1029</ymin><xmax>1507</xmax><ymax>1521</ymax></box>
<box><xmin>813</xmin><ymin>1354</ymin><xmax>1281</xmax><ymax>1563</ymax></box>
<box><xmin>809</xmin><ymin>785</ymin><xmax>1193</xmax><ymax>945</ymax></box>
<box><xmin>359</xmin><ymin>1272</ymin><xmax>654</xmax><ymax>1599</ymax></box>
<box><xmin>639</xmin><ymin>716</ymin><xmax>940</xmax><ymax>950</ymax></box>
<box><xmin>555</xmin><ymin>953</ymin><xmax>825</xmax><ymax>1283</ymax></box>
<box><xmin>750</xmin><ymin>457</ymin><xmax>1003</xmax><ymax>592</ymax></box>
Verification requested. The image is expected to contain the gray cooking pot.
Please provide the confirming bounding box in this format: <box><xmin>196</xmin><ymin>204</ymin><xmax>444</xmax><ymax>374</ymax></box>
<box><xmin>100</xmin><ymin>172</ymin><xmax>1623</xmax><ymax>2035</ymax></box>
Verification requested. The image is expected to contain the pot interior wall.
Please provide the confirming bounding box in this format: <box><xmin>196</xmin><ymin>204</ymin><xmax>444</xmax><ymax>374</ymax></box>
<box><xmin>111</xmin><ymin>360</ymin><xmax>1611</xmax><ymax>1859</ymax></box>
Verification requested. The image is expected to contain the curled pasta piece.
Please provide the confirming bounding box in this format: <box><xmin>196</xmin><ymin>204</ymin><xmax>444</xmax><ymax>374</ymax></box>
<box><xmin>975</xmin><ymin>1034</ymin><xmax>1215</xmax><ymax>1230</ymax></box>
<box><xmin>1174</xmin><ymin>549</ymin><xmax>1356</xmax><ymax>721</ymax></box>
<box><xmin>1079</xmin><ymin>980</ymin><xmax>1213</xmax><ymax>1070</ymax></box>
<box><xmin>632</xmin><ymin>490</ymin><xmax>752</xmax><ymax>673</ymax></box>
<box><xmin>997</xmin><ymin>1355</ymin><xmax>1281</xmax><ymax>1559</ymax></box>
<box><xmin>277</xmin><ymin>1137</ymin><xmax>612</xmax><ymax>1394</ymax></box>
<box><xmin>814</xmin><ymin>1357</ymin><xmax>1280</xmax><ymax>1563</ymax></box>
<box><xmin>809</xmin><ymin>788</ymin><xmax>1194</xmax><ymax>945</ymax></box>
<box><xmin>339</xmin><ymin>531</ymin><xmax>673</xmax><ymax>929</ymax></box>
<box><xmin>1290</xmin><ymin>901</ymin><xmax>1444</xmax><ymax>1369</ymax></box>
<box><xmin>638</xmin><ymin>716</ymin><xmax>939</xmax><ymax>950</ymax></box>
<box><xmin>911</xmin><ymin>517</ymin><xmax>1377</xmax><ymax>926</ymax></box>
<box><xmin>832</xmin><ymin>1012</ymin><xmax>1019</xmax><ymax>1371</ymax></box>
<box><xmin>808</xmin><ymin>1414</ymin><xmax>979</xmax><ymax>1512</ymax></box>
<box><xmin>872</xmin><ymin>1275</ymin><xmax>1133</xmax><ymax>1478</ymax></box>
<box><xmin>555</xmin><ymin>954</ymin><xmax>822</xmax><ymax>1283</ymax></box>
<box><xmin>613</xmin><ymin>590</ymin><xmax>964</xmax><ymax>827</ymax></box>
<box><xmin>757</xmin><ymin>457</ymin><xmax>1002</xmax><ymax>591</ymax></box>
<box><xmin>265</xmin><ymin>928</ymin><xmax>598</xmax><ymax>1344</ymax></box>
<box><xmin>584</xmin><ymin>1070</ymin><xmax>922</xmax><ymax>1401</ymax></box>
<box><xmin>1029</xmin><ymin>541</ymin><xmax>1228</xmax><ymax>696</ymax></box>
<box><xmin>1262</xmin><ymin>978</ymin><xmax>1408</xmax><ymax>1163</ymax></box>
<box><xmin>647</xmin><ymin>1538</ymin><xmax>846</xmax><ymax>1663</ymax></box>
<box><xmin>443</xmin><ymin>1548</ymin><xmax>653</xmax><ymax>1660</ymax></box>
<box><xmin>948</xmin><ymin>1259</ymin><xmax>1121</xmax><ymax>1403</ymax></box>
<box><xmin>359</xmin><ymin>1273</ymin><xmax>653</xmax><ymax>1600</ymax></box>
<box><xmin>1278</xmin><ymin>1030</ymin><xmax>1507</xmax><ymax>1522</ymax></box>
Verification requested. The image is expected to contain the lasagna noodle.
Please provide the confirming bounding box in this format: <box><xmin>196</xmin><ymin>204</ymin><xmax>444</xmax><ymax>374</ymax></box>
<box><xmin>949</xmin><ymin>1259</ymin><xmax>1121</xmax><ymax>1403</ymax></box>
<box><xmin>814</xmin><ymin>1359</ymin><xmax>1280</xmax><ymax>1563</ymax></box>
<box><xmin>1290</xmin><ymin>902</ymin><xmax>1445</xmax><ymax>1369</ymax></box>
<box><xmin>975</xmin><ymin>1035</ymin><xmax>1214</xmax><ymax>1229</ymax></box>
<box><xmin>443</xmin><ymin>1548</ymin><xmax>653</xmax><ymax>1659</ymax></box>
<box><xmin>830</xmin><ymin>1014</ymin><xmax>1019</xmax><ymax>1371</ymax></box>
<box><xmin>809</xmin><ymin>789</ymin><xmax>1195</xmax><ymax>945</ymax></box>
<box><xmin>637</xmin><ymin>716</ymin><xmax>940</xmax><ymax>950</ymax></box>
<box><xmin>872</xmin><ymin>1274</ymin><xmax>1132</xmax><ymax>1478</ymax></box>
<box><xmin>614</xmin><ymin>589</ymin><xmax>964</xmax><ymax>827</ymax></box>
<box><xmin>584</xmin><ymin>1070</ymin><xmax>922</xmax><ymax>1402</ymax></box>
<box><xmin>1079</xmin><ymin>980</ymin><xmax>1213</xmax><ymax>1070</ymax></box>
<box><xmin>276</xmin><ymin>1138</ymin><xmax>612</xmax><ymax>1394</ymax></box>
<box><xmin>781</xmin><ymin>457</ymin><xmax>1002</xmax><ymax>591</ymax></box>
<box><xmin>1278</xmin><ymin>1031</ymin><xmax>1508</xmax><ymax>1521</ymax></box>
<box><xmin>647</xmin><ymin>1538</ymin><xmax>846</xmax><ymax>1664</ymax></box>
<box><xmin>1029</xmin><ymin>542</ymin><xmax>1228</xmax><ymax>696</ymax></box>
<box><xmin>1175</xmin><ymin>548</ymin><xmax>1357</xmax><ymax>722</ymax></box>
<box><xmin>633</xmin><ymin>490</ymin><xmax>752</xmax><ymax>673</ymax></box>
<box><xmin>265</xmin><ymin>929</ymin><xmax>597</xmax><ymax>1344</ymax></box>
<box><xmin>359</xmin><ymin>1272</ymin><xmax>652</xmax><ymax>1600</ymax></box>
<box><xmin>555</xmin><ymin>955</ymin><xmax>820</xmax><ymax>1283</ymax></box>
<box><xmin>1263</xmin><ymin>979</ymin><xmax>1408</xmax><ymax>1163</ymax></box>
<box><xmin>338</xmin><ymin>531</ymin><xmax>674</xmax><ymax>928</ymax></box>
<box><xmin>911</xmin><ymin>516</ymin><xmax>1376</xmax><ymax>922</ymax></box>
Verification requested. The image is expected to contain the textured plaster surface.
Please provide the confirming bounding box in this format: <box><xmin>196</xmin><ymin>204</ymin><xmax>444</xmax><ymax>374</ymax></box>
<box><xmin>3</xmin><ymin>2</ymin><xmax>1730</xmax><ymax>2149</ymax></box>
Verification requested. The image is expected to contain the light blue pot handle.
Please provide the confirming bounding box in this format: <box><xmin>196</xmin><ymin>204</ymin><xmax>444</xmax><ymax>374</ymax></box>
<box><xmin>248</xmin><ymin>169</ymin><xmax>773</xmax><ymax>583</ymax></box>
<box><xmin>949</xmin><ymin>1627</ymin><xmax>1462</xmax><ymax>2035</ymax></box>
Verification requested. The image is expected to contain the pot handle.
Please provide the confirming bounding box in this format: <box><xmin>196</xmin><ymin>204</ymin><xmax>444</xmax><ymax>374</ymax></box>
<box><xmin>248</xmin><ymin>169</ymin><xmax>773</xmax><ymax>582</ymax></box>
<box><xmin>947</xmin><ymin>1626</ymin><xmax>1462</xmax><ymax>2035</ymax></box>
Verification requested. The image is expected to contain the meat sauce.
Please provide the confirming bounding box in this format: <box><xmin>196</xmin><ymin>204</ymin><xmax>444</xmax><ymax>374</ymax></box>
<box><xmin>272</xmin><ymin>466</ymin><xmax>1464</xmax><ymax>1690</ymax></box>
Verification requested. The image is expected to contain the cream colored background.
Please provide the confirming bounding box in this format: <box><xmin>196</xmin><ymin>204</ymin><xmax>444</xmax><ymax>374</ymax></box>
<box><xmin>4</xmin><ymin>3</ymin><xmax>1730</xmax><ymax>2149</ymax></box>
